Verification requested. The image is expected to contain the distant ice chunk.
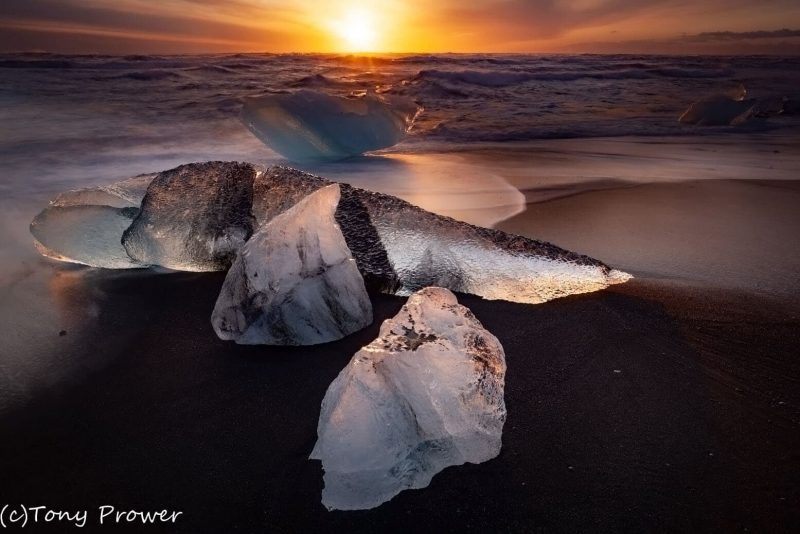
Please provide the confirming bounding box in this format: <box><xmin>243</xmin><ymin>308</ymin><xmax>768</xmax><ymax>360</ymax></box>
<box><xmin>122</xmin><ymin>162</ymin><xmax>257</xmax><ymax>271</ymax></box>
<box><xmin>311</xmin><ymin>287</ymin><xmax>506</xmax><ymax>510</ymax></box>
<box><xmin>241</xmin><ymin>90</ymin><xmax>421</xmax><ymax>163</ymax></box>
<box><xmin>211</xmin><ymin>184</ymin><xmax>373</xmax><ymax>345</ymax></box>
<box><xmin>783</xmin><ymin>95</ymin><xmax>800</xmax><ymax>116</ymax></box>
<box><xmin>30</xmin><ymin>205</ymin><xmax>142</xmax><ymax>269</ymax></box>
<box><xmin>679</xmin><ymin>86</ymin><xmax>756</xmax><ymax>126</ymax></box>
<box><xmin>255</xmin><ymin>167</ymin><xmax>630</xmax><ymax>304</ymax></box>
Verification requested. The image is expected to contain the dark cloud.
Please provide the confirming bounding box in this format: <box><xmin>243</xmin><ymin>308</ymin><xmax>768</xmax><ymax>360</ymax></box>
<box><xmin>558</xmin><ymin>29</ymin><xmax>800</xmax><ymax>54</ymax></box>
<box><xmin>436</xmin><ymin>0</ymin><xmax>799</xmax><ymax>49</ymax></box>
<box><xmin>690</xmin><ymin>29</ymin><xmax>800</xmax><ymax>41</ymax></box>
<box><xmin>0</xmin><ymin>0</ymin><xmax>297</xmax><ymax>52</ymax></box>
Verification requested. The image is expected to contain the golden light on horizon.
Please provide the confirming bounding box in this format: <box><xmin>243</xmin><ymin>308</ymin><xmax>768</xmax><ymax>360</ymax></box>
<box><xmin>331</xmin><ymin>7</ymin><xmax>379</xmax><ymax>52</ymax></box>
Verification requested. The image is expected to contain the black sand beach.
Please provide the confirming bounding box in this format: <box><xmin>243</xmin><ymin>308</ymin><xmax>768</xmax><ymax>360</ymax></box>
<box><xmin>1</xmin><ymin>177</ymin><xmax>798</xmax><ymax>533</ymax></box>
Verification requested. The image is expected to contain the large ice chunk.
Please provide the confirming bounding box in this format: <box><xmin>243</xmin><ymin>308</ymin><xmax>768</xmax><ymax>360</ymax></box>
<box><xmin>211</xmin><ymin>184</ymin><xmax>372</xmax><ymax>345</ymax></box>
<box><xmin>31</xmin><ymin>161</ymin><xmax>630</xmax><ymax>302</ymax></box>
<box><xmin>122</xmin><ymin>162</ymin><xmax>257</xmax><ymax>271</ymax></box>
<box><xmin>311</xmin><ymin>287</ymin><xmax>506</xmax><ymax>510</ymax></box>
<box><xmin>254</xmin><ymin>167</ymin><xmax>630</xmax><ymax>304</ymax></box>
<box><xmin>30</xmin><ymin>205</ymin><xmax>143</xmax><ymax>269</ymax></box>
<box><xmin>241</xmin><ymin>90</ymin><xmax>421</xmax><ymax>163</ymax></box>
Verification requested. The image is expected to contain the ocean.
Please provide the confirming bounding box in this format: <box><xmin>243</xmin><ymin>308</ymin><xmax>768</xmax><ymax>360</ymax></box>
<box><xmin>1</xmin><ymin>53</ymin><xmax>799</xmax><ymax>196</ymax></box>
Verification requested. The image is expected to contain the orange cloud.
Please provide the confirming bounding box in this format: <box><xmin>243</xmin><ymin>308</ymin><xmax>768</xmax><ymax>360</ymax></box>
<box><xmin>0</xmin><ymin>0</ymin><xmax>798</xmax><ymax>53</ymax></box>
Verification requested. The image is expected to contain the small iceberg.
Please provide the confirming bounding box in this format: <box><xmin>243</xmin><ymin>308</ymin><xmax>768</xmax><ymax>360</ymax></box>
<box><xmin>211</xmin><ymin>184</ymin><xmax>373</xmax><ymax>345</ymax></box>
<box><xmin>679</xmin><ymin>95</ymin><xmax>755</xmax><ymax>126</ymax></box>
<box><xmin>677</xmin><ymin>86</ymin><xmax>791</xmax><ymax>126</ymax></box>
<box><xmin>311</xmin><ymin>287</ymin><xmax>506</xmax><ymax>510</ymax></box>
<box><xmin>241</xmin><ymin>90</ymin><xmax>421</xmax><ymax>163</ymax></box>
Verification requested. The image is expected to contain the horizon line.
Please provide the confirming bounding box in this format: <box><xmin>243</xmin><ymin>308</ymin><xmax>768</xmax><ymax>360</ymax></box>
<box><xmin>3</xmin><ymin>50</ymin><xmax>800</xmax><ymax>57</ymax></box>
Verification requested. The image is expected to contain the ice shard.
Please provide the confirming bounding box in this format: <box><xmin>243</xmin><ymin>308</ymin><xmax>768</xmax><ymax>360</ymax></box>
<box><xmin>241</xmin><ymin>90</ymin><xmax>421</xmax><ymax>163</ymax></box>
<box><xmin>254</xmin><ymin>166</ymin><xmax>630</xmax><ymax>304</ymax></box>
<box><xmin>122</xmin><ymin>162</ymin><xmax>257</xmax><ymax>271</ymax></box>
<box><xmin>311</xmin><ymin>287</ymin><xmax>506</xmax><ymax>510</ymax></box>
<box><xmin>211</xmin><ymin>184</ymin><xmax>373</xmax><ymax>345</ymax></box>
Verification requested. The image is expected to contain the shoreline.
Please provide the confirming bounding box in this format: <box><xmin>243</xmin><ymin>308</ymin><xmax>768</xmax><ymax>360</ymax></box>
<box><xmin>497</xmin><ymin>177</ymin><xmax>800</xmax><ymax>299</ymax></box>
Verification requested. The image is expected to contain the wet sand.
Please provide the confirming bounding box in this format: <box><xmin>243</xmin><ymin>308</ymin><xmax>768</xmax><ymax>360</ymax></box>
<box><xmin>498</xmin><ymin>178</ymin><xmax>800</xmax><ymax>299</ymax></box>
<box><xmin>0</xmin><ymin>270</ymin><xmax>798</xmax><ymax>533</ymax></box>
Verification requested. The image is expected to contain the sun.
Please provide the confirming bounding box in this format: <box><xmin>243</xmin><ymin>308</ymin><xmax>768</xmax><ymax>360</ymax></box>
<box><xmin>333</xmin><ymin>8</ymin><xmax>378</xmax><ymax>52</ymax></box>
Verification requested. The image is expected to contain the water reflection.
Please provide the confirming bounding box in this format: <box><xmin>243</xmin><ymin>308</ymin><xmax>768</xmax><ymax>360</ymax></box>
<box><xmin>299</xmin><ymin>152</ymin><xmax>525</xmax><ymax>227</ymax></box>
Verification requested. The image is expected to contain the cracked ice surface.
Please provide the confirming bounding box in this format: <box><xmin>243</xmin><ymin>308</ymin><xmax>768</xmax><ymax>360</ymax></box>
<box><xmin>311</xmin><ymin>287</ymin><xmax>506</xmax><ymax>510</ymax></box>
<box><xmin>211</xmin><ymin>184</ymin><xmax>372</xmax><ymax>345</ymax></box>
<box><xmin>122</xmin><ymin>162</ymin><xmax>257</xmax><ymax>271</ymax></box>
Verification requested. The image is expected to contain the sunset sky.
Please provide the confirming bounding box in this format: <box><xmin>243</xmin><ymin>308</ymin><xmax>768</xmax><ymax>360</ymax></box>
<box><xmin>1</xmin><ymin>0</ymin><xmax>799</xmax><ymax>54</ymax></box>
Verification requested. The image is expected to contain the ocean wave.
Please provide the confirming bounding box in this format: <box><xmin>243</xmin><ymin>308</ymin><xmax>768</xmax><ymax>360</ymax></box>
<box><xmin>414</xmin><ymin>69</ymin><xmax>536</xmax><ymax>87</ymax></box>
<box><xmin>0</xmin><ymin>59</ymin><xmax>75</xmax><ymax>69</ymax></box>
<box><xmin>290</xmin><ymin>72</ymin><xmax>392</xmax><ymax>92</ymax></box>
<box><xmin>186</xmin><ymin>64</ymin><xmax>242</xmax><ymax>75</ymax></box>
<box><xmin>290</xmin><ymin>73</ymin><xmax>346</xmax><ymax>88</ymax></box>
<box><xmin>121</xmin><ymin>55</ymin><xmax>161</xmax><ymax>62</ymax></box>
<box><xmin>411</xmin><ymin>66</ymin><xmax>736</xmax><ymax>87</ymax></box>
<box><xmin>216</xmin><ymin>62</ymin><xmax>260</xmax><ymax>70</ymax></box>
<box><xmin>2</xmin><ymin>52</ymin><xmax>797</xmax><ymax>153</ymax></box>
<box><xmin>650</xmin><ymin>66</ymin><xmax>735</xmax><ymax>78</ymax></box>
<box><xmin>388</xmin><ymin>80</ymin><xmax>469</xmax><ymax>99</ymax></box>
<box><xmin>117</xmin><ymin>70</ymin><xmax>186</xmax><ymax>81</ymax></box>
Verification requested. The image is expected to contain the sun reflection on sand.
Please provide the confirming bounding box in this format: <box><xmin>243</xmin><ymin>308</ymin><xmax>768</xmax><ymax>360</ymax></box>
<box><xmin>300</xmin><ymin>152</ymin><xmax>526</xmax><ymax>228</ymax></box>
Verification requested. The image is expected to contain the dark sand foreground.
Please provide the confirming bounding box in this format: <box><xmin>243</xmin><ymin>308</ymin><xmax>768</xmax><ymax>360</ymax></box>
<box><xmin>1</xmin><ymin>177</ymin><xmax>799</xmax><ymax>533</ymax></box>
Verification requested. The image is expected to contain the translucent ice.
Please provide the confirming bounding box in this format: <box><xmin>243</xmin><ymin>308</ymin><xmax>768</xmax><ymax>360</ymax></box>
<box><xmin>50</xmin><ymin>173</ymin><xmax>155</xmax><ymax>209</ymax></box>
<box><xmin>311</xmin><ymin>287</ymin><xmax>506</xmax><ymax>510</ymax></box>
<box><xmin>122</xmin><ymin>162</ymin><xmax>257</xmax><ymax>271</ymax></box>
<box><xmin>211</xmin><ymin>184</ymin><xmax>372</xmax><ymax>345</ymax></box>
<box><xmin>241</xmin><ymin>90</ymin><xmax>421</xmax><ymax>163</ymax></box>
<box><xmin>29</xmin><ymin>173</ymin><xmax>155</xmax><ymax>269</ymax></box>
<box><xmin>30</xmin><ymin>205</ymin><xmax>142</xmax><ymax>269</ymax></box>
<box><xmin>255</xmin><ymin>167</ymin><xmax>630</xmax><ymax>304</ymax></box>
<box><xmin>32</xmin><ymin>161</ymin><xmax>630</xmax><ymax>303</ymax></box>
